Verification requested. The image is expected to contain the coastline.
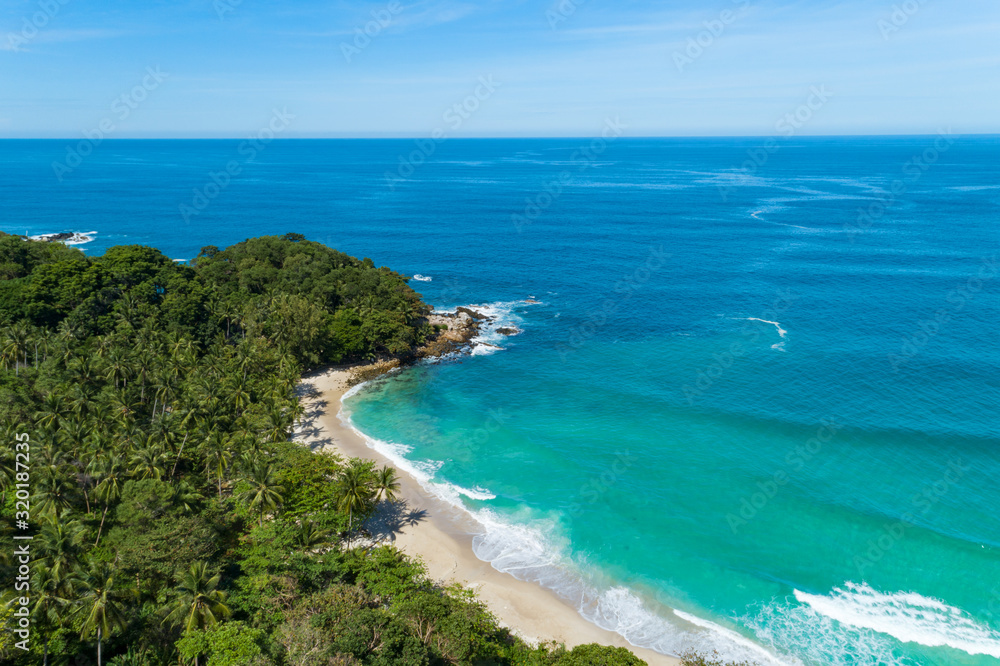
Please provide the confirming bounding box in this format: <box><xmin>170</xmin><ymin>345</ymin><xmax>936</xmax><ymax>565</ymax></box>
<box><xmin>294</xmin><ymin>364</ymin><xmax>681</xmax><ymax>666</ymax></box>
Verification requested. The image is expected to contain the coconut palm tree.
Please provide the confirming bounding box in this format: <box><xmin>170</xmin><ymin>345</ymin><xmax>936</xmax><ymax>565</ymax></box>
<box><xmin>37</xmin><ymin>514</ymin><xmax>85</xmax><ymax>580</ymax></box>
<box><xmin>92</xmin><ymin>459</ymin><xmax>125</xmax><ymax>546</ymax></box>
<box><xmin>33</xmin><ymin>471</ymin><xmax>77</xmax><ymax>519</ymax></box>
<box><xmin>336</xmin><ymin>462</ymin><xmax>376</xmax><ymax>545</ymax></box>
<box><xmin>237</xmin><ymin>461</ymin><xmax>285</xmax><ymax>527</ymax></box>
<box><xmin>30</xmin><ymin>563</ymin><xmax>76</xmax><ymax>666</ymax></box>
<box><xmin>296</xmin><ymin>520</ymin><xmax>331</xmax><ymax>550</ymax></box>
<box><xmin>203</xmin><ymin>432</ymin><xmax>232</xmax><ymax>499</ymax></box>
<box><xmin>163</xmin><ymin>562</ymin><xmax>230</xmax><ymax>640</ymax></box>
<box><xmin>373</xmin><ymin>465</ymin><xmax>400</xmax><ymax>503</ymax></box>
<box><xmin>75</xmin><ymin>559</ymin><xmax>129</xmax><ymax>666</ymax></box>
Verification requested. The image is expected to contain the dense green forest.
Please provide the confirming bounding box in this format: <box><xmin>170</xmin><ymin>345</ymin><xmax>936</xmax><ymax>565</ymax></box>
<box><xmin>0</xmin><ymin>234</ymin><xmax>656</xmax><ymax>665</ymax></box>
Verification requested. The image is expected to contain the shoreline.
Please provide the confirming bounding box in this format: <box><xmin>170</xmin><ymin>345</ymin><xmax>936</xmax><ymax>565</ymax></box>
<box><xmin>294</xmin><ymin>364</ymin><xmax>681</xmax><ymax>666</ymax></box>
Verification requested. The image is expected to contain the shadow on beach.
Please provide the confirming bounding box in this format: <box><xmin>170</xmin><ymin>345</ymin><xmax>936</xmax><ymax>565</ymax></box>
<box><xmin>294</xmin><ymin>378</ymin><xmax>335</xmax><ymax>449</ymax></box>
<box><xmin>361</xmin><ymin>499</ymin><xmax>428</xmax><ymax>544</ymax></box>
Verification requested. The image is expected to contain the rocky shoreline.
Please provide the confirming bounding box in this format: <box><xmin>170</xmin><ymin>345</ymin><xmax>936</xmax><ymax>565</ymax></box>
<box><xmin>346</xmin><ymin>306</ymin><xmax>501</xmax><ymax>386</ymax></box>
<box><xmin>418</xmin><ymin>306</ymin><xmax>493</xmax><ymax>358</ymax></box>
<box><xmin>29</xmin><ymin>231</ymin><xmax>96</xmax><ymax>244</ymax></box>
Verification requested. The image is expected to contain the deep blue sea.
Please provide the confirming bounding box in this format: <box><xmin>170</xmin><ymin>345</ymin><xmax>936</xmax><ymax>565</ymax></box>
<box><xmin>3</xmin><ymin>137</ymin><xmax>999</xmax><ymax>665</ymax></box>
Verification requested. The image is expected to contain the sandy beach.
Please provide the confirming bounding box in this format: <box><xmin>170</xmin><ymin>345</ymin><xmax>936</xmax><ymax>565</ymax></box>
<box><xmin>294</xmin><ymin>365</ymin><xmax>680</xmax><ymax>666</ymax></box>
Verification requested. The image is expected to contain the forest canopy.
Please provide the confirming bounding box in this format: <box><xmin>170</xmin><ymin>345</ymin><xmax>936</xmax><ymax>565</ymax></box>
<box><xmin>0</xmin><ymin>233</ymin><xmax>656</xmax><ymax>666</ymax></box>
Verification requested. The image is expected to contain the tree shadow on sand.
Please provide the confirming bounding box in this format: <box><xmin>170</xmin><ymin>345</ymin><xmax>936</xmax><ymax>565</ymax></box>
<box><xmin>362</xmin><ymin>499</ymin><xmax>428</xmax><ymax>544</ymax></box>
<box><xmin>293</xmin><ymin>379</ymin><xmax>333</xmax><ymax>448</ymax></box>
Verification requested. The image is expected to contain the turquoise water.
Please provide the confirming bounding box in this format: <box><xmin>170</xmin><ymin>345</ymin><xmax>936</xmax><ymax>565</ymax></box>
<box><xmin>3</xmin><ymin>137</ymin><xmax>999</xmax><ymax>664</ymax></box>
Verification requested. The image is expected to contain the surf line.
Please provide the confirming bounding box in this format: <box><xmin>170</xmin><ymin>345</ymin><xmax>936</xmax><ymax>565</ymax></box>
<box><xmin>745</xmin><ymin>317</ymin><xmax>787</xmax><ymax>338</ymax></box>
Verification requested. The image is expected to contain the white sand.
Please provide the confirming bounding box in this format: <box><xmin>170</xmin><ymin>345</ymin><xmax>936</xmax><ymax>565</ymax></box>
<box><xmin>294</xmin><ymin>365</ymin><xmax>679</xmax><ymax>666</ymax></box>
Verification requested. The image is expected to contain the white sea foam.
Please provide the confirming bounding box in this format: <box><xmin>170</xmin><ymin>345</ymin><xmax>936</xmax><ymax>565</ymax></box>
<box><xmin>30</xmin><ymin>230</ymin><xmax>97</xmax><ymax>245</ymax></box>
<box><xmin>433</xmin><ymin>300</ymin><xmax>532</xmax><ymax>357</ymax></box>
<box><xmin>674</xmin><ymin>610</ymin><xmax>800</xmax><ymax>665</ymax></box>
<box><xmin>336</xmin><ymin>318</ymin><xmax>815</xmax><ymax>666</ymax></box>
<box><xmin>412</xmin><ymin>274</ymin><xmax>433</xmax><ymax>282</ymax></box>
<box><xmin>744</xmin><ymin>317</ymin><xmax>788</xmax><ymax>339</ymax></box>
<box><xmin>794</xmin><ymin>582</ymin><xmax>1000</xmax><ymax>659</ymax></box>
<box><xmin>744</xmin><ymin>596</ymin><xmax>919</xmax><ymax>666</ymax></box>
<box><xmin>338</xmin><ymin>382</ymin><xmax>806</xmax><ymax>665</ymax></box>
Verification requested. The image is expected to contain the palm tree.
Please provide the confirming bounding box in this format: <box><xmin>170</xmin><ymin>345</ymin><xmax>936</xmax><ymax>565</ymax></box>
<box><xmin>373</xmin><ymin>465</ymin><xmax>400</xmax><ymax>503</ymax></box>
<box><xmin>162</xmin><ymin>561</ymin><xmax>230</xmax><ymax>637</ymax></box>
<box><xmin>128</xmin><ymin>439</ymin><xmax>167</xmax><ymax>481</ymax></box>
<box><xmin>92</xmin><ymin>460</ymin><xmax>125</xmax><ymax>546</ymax></box>
<box><xmin>33</xmin><ymin>471</ymin><xmax>77</xmax><ymax>519</ymax></box>
<box><xmin>2</xmin><ymin>321</ymin><xmax>31</xmax><ymax>374</ymax></box>
<box><xmin>37</xmin><ymin>514</ymin><xmax>85</xmax><ymax>579</ymax></box>
<box><xmin>296</xmin><ymin>520</ymin><xmax>331</xmax><ymax>550</ymax></box>
<box><xmin>104</xmin><ymin>347</ymin><xmax>130</xmax><ymax>388</ymax></box>
<box><xmin>336</xmin><ymin>462</ymin><xmax>376</xmax><ymax>545</ymax></box>
<box><xmin>30</xmin><ymin>563</ymin><xmax>76</xmax><ymax>666</ymax></box>
<box><xmin>203</xmin><ymin>432</ymin><xmax>232</xmax><ymax>499</ymax></box>
<box><xmin>35</xmin><ymin>391</ymin><xmax>68</xmax><ymax>430</ymax></box>
<box><xmin>76</xmin><ymin>559</ymin><xmax>129</xmax><ymax>666</ymax></box>
<box><xmin>237</xmin><ymin>461</ymin><xmax>285</xmax><ymax>526</ymax></box>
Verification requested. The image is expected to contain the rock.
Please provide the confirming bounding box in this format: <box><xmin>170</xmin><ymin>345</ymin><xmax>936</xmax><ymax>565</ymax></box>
<box><xmin>496</xmin><ymin>327</ymin><xmax>521</xmax><ymax>336</ymax></box>
<box><xmin>456</xmin><ymin>307</ymin><xmax>487</xmax><ymax>320</ymax></box>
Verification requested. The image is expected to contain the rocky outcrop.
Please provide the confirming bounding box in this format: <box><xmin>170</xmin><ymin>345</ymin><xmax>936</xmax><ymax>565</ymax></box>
<box><xmin>347</xmin><ymin>359</ymin><xmax>401</xmax><ymax>387</ymax></box>
<box><xmin>417</xmin><ymin>308</ymin><xmax>491</xmax><ymax>358</ymax></box>
<box><xmin>496</xmin><ymin>327</ymin><xmax>521</xmax><ymax>336</ymax></box>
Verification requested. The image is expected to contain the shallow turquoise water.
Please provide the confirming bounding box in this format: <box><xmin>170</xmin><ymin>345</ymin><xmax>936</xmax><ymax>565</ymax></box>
<box><xmin>3</xmin><ymin>137</ymin><xmax>999</xmax><ymax>664</ymax></box>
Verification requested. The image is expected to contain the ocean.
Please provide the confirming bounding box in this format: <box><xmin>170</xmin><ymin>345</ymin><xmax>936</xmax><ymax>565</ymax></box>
<box><xmin>3</xmin><ymin>136</ymin><xmax>998</xmax><ymax>665</ymax></box>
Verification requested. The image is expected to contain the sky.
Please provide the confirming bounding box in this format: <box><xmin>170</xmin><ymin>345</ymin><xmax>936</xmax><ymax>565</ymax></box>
<box><xmin>2</xmin><ymin>0</ymin><xmax>999</xmax><ymax>138</ymax></box>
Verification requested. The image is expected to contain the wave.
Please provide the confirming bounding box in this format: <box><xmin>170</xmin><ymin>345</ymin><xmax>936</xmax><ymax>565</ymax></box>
<box><xmin>412</xmin><ymin>274</ymin><xmax>433</xmax><ymax>282</ymax></box>
<box><xmin>743</xmin><ymin>317</ymin><xmax>788</xmax><ymax>346</ymax></box>
<box><xmin>29</xmin><ymin>230</ymin><xmax>97</xmax><ymax>245</ymax></box>
<box><xmin>433</xmin><ymin>300</ymin><xmax>533</xmax><ymax>357</ymax></box>
<box><xmin>794</xmin><ymin>582</ymin><xmax>1000</xmax><ymax>659</ymax></box>
<box><xmin>339</xmin><ymin>370</ymin><xmax>804</xmax><ymax>666</ymax></box>
<box><xmin>744</xmin><ymin>595</ymin><xmax>920</xmax><ymax>666</ymax></box>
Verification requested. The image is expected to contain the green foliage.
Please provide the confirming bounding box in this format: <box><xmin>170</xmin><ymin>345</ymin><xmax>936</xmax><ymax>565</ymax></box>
<box><xmin>0</xmin><ymin>234</ymin><xmax>648</xmax><ymax>666</ymax></box>
<box><xmin>679</xmin><ymin>651</ymin><xmax>756</xmax><ymax>666</ymax></box>
<box><xmin>178</xmin><ymin>622</ymin><xmax>273</xmax><ymax>666</ymax></box>
<box><xmin>346</xmin><ymin>545</ymin><xmax>430</xmax><ymax>601</ymax></box>
<box><xmin>552</xmin><ymin>643</ymin><xmax>649</xmax><ymax>665</ymax></box>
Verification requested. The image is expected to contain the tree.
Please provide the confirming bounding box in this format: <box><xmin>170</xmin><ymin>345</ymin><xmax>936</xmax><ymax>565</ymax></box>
<box><xmin>336</xmin><ymin>461</ymin><xmax>376</xmax><ymax>545</ymax></box>
<box><xmin>30</xmin><ymin>563</ymin><xmax>76</xmax><ymax>666</ymax></box>
<box><xmin>237</xmin><ymin>461</ymin><xmax>285</xmax><ymax>527</ymax></box>
<box><xmin>37</xmin><ymin>514</ymin><xmax>85</xmax><ymax>580</ymax></box>
<box><xmin>76</xmin><ymin>560</ymin><xmax>129</xmax><ymax>666</ymax></box>
<box><xmin>373</xmin><ymin>466</ymin><xmax>400</xmax><ymax>503</ymax></box>
<box><xmin>164</xmin><ymin>562</ymin><xmax>231</xmax><ymax>634</ymax></box>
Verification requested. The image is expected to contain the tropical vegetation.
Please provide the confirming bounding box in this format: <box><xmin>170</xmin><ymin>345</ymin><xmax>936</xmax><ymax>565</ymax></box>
<box><xmin>0</xmin><ymin>233</ymin><xmax>658</xmax><ymax>665</ymax></box>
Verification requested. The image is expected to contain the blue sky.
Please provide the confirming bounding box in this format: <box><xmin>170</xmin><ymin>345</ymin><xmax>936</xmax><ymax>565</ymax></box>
<box><xmin>2</xmin><ymin>0</ymin><xmax>998</xmax><ymax>137</ymax></box>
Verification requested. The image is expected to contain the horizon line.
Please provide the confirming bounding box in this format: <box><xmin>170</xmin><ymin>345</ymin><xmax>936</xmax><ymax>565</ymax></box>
<box><xmin>1</xmin><ymin>132</ymin><xmax>997</xmax><ymax>141</ymax></box>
